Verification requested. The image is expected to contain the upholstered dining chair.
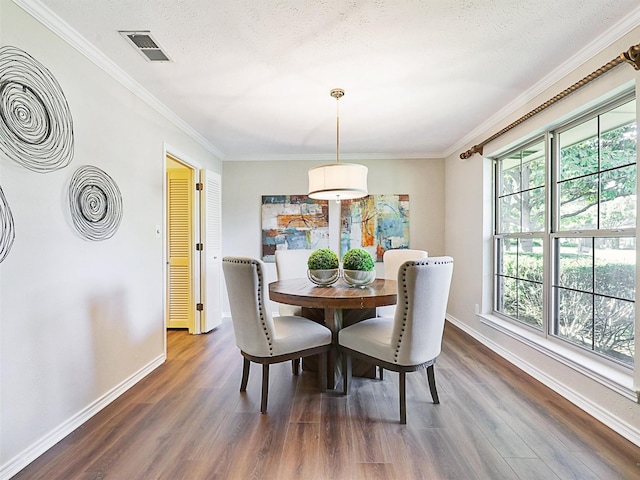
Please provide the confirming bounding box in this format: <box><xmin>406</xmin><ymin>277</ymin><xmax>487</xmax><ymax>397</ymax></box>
<box><xmin>378</xmin><ymin>248</ymin><xmax>428</xmax><ymax>317</ymax></box>
<box><xmin>339</xmin><ymin>257</ymin><xmax>453</xmax><ymax>424</ymax></box>
<box><xmin>374</xmin><ymin>248</ymin><xmax>429</xmax><ymax>380</ymax></box>
<box><xmin>275</xmin><ymin>249</ymin><xmax>314</xmax><ymax>316</ymax></box>
<box><xmin>222</xmin><ymin>256</ymin><xmax>332</xmax><ymax>414</ymax></box>
<box><xmin>383</xmin><ymin>248</ymin><xmax>429</xmax><ymax>280</ymax></box>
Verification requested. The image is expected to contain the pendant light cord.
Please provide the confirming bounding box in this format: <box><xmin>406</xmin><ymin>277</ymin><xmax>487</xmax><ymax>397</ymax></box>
<box><xmin>331</xmin><ymin>88</ymin><xmax>345</xmax><ymax>204</ymax></box>
<box><xmin>336</xmin><ymin>98</ymin><xmax>340</xmax><ymax>164</ymax></box>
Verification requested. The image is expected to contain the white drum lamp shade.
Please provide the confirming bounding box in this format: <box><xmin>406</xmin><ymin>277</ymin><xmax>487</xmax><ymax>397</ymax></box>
<box><xmin>308</xmin><ymin>163</ymin><xmax>368</xmax><ymax>201</ymax></box>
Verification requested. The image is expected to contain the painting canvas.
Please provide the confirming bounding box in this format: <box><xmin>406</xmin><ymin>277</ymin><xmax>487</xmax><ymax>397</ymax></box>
<box><xmin>340</xmin><ymin>194</ymin><xmax>409</xmax><ymax>261</ymax></box>
<box><xmin>261</xmin><ymin>195</ymin><xmax>329</xmax><ymax>262</ymax></box>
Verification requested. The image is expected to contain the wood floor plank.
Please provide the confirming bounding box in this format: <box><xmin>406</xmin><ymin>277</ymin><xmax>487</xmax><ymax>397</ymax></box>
<box><xmin>441</xmin><ymin>411</ymin><xmax>522</xmax><ymax>479</ymax></box>
<box><xmin>346</xmin><ymin>378</ymin><xmax>393</xmax><ymax>463</ymax></box>
<box><xmin>11</xmin><ymin>320</ymin><xmax>639</xmax><ymax>480</ymax></box>
<box><xmin>482</xmin><ymin>384</ymin><xmax>602</xmax><ymax>480</ymax></box>
<box><xmin>319</xmin><ymin>394</ymin><xmax>355</xmax><ymax>480</ymax></box>
<box><xmin>289</xmin><ymin>372</ymin><xmax>323</xmax><ymax>423</ymax></box>
<box><xmin>444</xmin><ymin>380</ymin><xmax>538</xmax><ymax>459</ymax></box>
<box><xmin>412</xmin><ymin>428</ymin><xmax>482</xmax><ymax>479</ymax></box>
<box><xmin>378</xmin><ymin>426</ymin><xmax>443</xmax><ymax>480</ymax></box>
<box><xmin>505</xmin><ymin>458</ymin><xmax>563</xmax><ymax>480</ymax></box>
<box><xmin>355</xmin><ymin>462</ymin><xmax>396</xmax><ymax>480</ymax></box>
<box><xmin>571</xmin><ymin>450</ymin><xmax>635</xmax><ymax>480</ymax></box>
<box><xmin>277</xmin><ymin>423</ymin><xmax>321</xmax><ymax>479</ymax></box>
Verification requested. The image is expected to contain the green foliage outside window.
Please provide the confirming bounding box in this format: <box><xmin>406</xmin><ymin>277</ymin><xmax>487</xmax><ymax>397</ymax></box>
<box><xmin>499</xmin><ymin>249</ymin><xmax>635</xmax><ymax>364</ymax></box>
<box><xmin>494</xmin><ymin>97</ymin><xmax>636</xmax><ymax>367</ymax></box>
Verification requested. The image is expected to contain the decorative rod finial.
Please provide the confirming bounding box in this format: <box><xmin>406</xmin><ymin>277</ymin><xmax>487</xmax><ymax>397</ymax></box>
<box><xmin>622</xmin><ymin>44</ymin><xmax>640</xmax><ymax>71</ymax></box>
<box><xmin>459</xmin><ymin>145</ymin><xmax>483</xmax><ymax>160</ymax></box>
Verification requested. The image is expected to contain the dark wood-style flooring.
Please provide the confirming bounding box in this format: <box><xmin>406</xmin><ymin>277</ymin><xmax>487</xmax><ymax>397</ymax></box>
<box><xmin>13</xmin><ymin>320</ymin><xmax>640</xmax><ymax>479</ymax></box>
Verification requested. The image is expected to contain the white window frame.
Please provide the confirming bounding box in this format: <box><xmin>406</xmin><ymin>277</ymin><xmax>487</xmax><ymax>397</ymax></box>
<box><xmin>485</xmin><ymin>89</ymin><xmax>637</xmax><ymax>399</ymax></box>
<box><xmin>549</xmin><ymin>93</ymin><xmax>636</xmax><ymax>367</ymax></box>
<box><xmin>493</xmin><ymin>135</ymin><xmax>549</xmax><ymax>332</ymax></box>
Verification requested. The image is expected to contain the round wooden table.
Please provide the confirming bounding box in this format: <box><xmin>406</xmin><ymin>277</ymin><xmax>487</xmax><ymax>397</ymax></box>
<box><xmin>269</xmin><ymin>277</ymin><xmax>397</xmax><ymax>389</ymax></box>
<box><xmin>269</xmin><ymin>277</ymin><xmax>397</xmax><ymax>310</ymax></box>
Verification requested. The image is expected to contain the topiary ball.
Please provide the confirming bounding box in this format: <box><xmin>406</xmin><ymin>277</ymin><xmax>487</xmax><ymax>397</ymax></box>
<box><xmin>342</xmin><ymin>248</ymin><xmax>375</xmax><ymax>271</ymax></box>
<box><xmin>307</xmin><ymin>248</ymin><xmax>339</xmax><ymax>270</ymax></box>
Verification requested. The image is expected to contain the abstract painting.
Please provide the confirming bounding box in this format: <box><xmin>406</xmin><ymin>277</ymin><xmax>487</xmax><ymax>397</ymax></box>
<box><xmin>261</xmin><ymin>195</ymin><xmax>329</xmax><ymax>262</ymax></box>
<box><xmin>340</xmin><ymin>194</ymin><xmax>409</xmax><ymax>261</ymax></box>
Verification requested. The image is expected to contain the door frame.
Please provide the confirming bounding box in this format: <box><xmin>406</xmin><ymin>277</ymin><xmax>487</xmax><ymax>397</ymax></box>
<box><xmin>163</xmin><ymin>144</ymin><xmax>202</xmax><ymax>345</ymax></box>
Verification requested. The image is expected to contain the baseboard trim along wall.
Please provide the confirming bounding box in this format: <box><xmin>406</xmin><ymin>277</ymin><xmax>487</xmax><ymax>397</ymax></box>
<box><xmin>445</xmin><ymin>315</ymin><xmax>640</xmax><ymax>448</ymax></box>
<box><xmin>0</xmin><ymin>354</ymin><xmax>166</xmax><ymax>480</ymax></box>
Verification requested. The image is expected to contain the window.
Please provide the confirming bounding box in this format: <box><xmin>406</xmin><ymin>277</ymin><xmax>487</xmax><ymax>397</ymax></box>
<box><xmin>553</xmin><ymin>98</ymin><xmax>636</xmax><ymax>365</ymax></box>
<box><xmin>494</xmin><ymin>95</ymin><xmax>636</xmax><ymax>367</ymax></box>
<box><xmin>495</xmin><ymin>140</ymin><xmax>546</xmax><ymax>329</ymax></box>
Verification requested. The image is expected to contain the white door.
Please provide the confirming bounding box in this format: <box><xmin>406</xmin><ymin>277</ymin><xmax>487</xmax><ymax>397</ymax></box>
<box><xmin>199</xmin><ymin>169</ymin><xmax>222</xmax><ymax>333</ymax></box>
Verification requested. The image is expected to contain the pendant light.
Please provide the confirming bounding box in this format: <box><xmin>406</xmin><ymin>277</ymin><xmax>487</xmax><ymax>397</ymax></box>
<box><xmin>308</xmin><ymin>88</ymin><xmax>368</xmax><ymax>202</ymax></box>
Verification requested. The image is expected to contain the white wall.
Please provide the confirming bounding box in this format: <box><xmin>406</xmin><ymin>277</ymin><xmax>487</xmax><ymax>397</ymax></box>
<box><xmin>445</xmin><ymin>28</ymin><xmax>640</xmax><ymax>445</ymax></box>
<box><xmin>222</xmin><ymin>158</ymin><xmax>444</xmax><ymax>313</ymax></box>
<box><xmin>2</xmin><ymin>0</ymin><xmax>638</xmax><ymax>475</ymax></box>
<box><xmin>0</xmin><ymin>1</ymin><xmax>221</xmax><ymax>475</ymax></box>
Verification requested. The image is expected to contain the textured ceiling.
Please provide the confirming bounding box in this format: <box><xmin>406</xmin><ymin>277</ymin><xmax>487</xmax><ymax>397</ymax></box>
<box><xmin>27</xmin><ymin>0</ymin><xmax>640</xmax><ymax>160</ymax></box>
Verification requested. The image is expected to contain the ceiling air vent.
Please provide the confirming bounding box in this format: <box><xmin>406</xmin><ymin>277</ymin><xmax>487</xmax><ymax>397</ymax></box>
<box><xmin>119</xmin><ymin>31</ymin><xmax>173</xmax><ymax>63</ymax></box>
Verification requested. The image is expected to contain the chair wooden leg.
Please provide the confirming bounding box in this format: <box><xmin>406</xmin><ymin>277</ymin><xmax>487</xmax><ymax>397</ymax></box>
<box><xmin>427</xmin><ymin>364</ymin><xmax>439</xmax><ymax>404</ymax></box>
<box><xmin>399</xmin><ymin>371</ymin><xmax>406</xmax><ymax>424</ymax></box>
<box><xmin>261</xmin><ymin>363</ymin><xmax>270</xmax><ymax>414</ymax></box>
<box><xmin>379</xmin><ymin>366</ymin><xmax>384</xmax><ymax>380</ymax></box>
<box><xmin>292</xmin><ymin>358</ymin><xmax>300</xmax><ymax>376</ymax></box>
<box><xmin>342</xmin><ymin>353</ymin><xmax>352</xmax><ymax>395</ymax></box>
<box><xmin>240</xmin><ymin>358</ymin><xmax>250</xmax><ymax>392</ymax></box>
<box><xmin>318</xmin><ymin>352</ymin><xmax>327</xmax><ymax>392</ymax></box>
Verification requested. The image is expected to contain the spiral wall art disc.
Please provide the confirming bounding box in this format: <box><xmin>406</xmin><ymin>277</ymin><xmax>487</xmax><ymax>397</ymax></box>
<box><xmin>68</xmin><ymin>165</ymin><xmax>122</xmax><ymax>241</ymax></box>
<box><xmin>0</xmin><ymin>185</ymin><xmax>15</xmax><ymax>263</ymax></box>
<box><xmin>0</xmin><ymin>45</ymin><xmax>74</xmax><ymax>173</ymax></box>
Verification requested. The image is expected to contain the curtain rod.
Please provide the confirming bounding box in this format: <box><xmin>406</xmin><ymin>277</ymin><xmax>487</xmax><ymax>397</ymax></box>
<box><xmin>460</xmin><ymin>43</ymin><xmax>640</xmax><ymax>160</ymax></box>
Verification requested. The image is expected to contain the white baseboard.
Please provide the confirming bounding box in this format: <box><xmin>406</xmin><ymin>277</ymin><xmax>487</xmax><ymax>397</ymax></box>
<box><xmin>0</xmin><ymin>354</ymin><xmax>166</xmax><ymax>480</ymax></box>
<box><xmin>446</xmin><ymin>314</ymin><xmax>640</xmax><ymax>448</ymax></box>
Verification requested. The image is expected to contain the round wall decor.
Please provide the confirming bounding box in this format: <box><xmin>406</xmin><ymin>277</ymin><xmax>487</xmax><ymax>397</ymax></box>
<box><xmin>0</xmin><ymin>45</ymin><xmax>74</xmax><ymax>173</ymax></box>
<box><xmin>68</xmin><ymin>165</ymin><xmax>123</xmax><ymax>241</ymax></box>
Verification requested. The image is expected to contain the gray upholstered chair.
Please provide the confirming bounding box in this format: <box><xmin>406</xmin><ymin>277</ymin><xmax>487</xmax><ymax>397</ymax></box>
<box><xmin>274</xmin><ymin>249</ymin><xmax>314</xmax><ymax>317</ymax></box>
<box><xmin>339</xmin><ymin>257</ymin><xmax>453</xmax><ymax>424</ymax></box>
<box><xmin>223</xmin><ymin>256</ymin><xmax>332</xmax><ymax>413</ymax></box>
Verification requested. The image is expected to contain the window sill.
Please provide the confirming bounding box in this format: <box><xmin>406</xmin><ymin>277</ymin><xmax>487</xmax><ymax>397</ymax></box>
<box><xmin>475</xmin><ymin>312</ymin><xmax>636</xmax><ymax>402</ymax></box>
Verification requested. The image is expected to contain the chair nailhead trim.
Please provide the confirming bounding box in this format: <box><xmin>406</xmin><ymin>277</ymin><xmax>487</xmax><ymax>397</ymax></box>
<box><xmin>223</xmin><ymin>257</ymin><xmax>274</xmax><ymax>355</ymax></box>
<box><xmin>254</xmin><ymin>260</ymin><xmax>273</xmax><ymax>355</ymax></box>
<box><xmin>391</xmin><ymin>257</ymin><xmax>454</xmax><ymax>363</ymax></box>
<box><xmin>394</xmin><ymin>265</ymin><xmax>409</xmax><ymax>362</ymax></box>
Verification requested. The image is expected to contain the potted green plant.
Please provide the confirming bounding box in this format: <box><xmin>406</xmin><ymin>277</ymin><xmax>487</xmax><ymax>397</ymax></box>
<box><xmin>342</xmin><ymin>248</ymin><xmax>376</xmax><ymax>287</ymax></box>
<box><xmin>307</xmin><ymin>248</ymin><xmax>340</xmax><ymax>286</ymax></box>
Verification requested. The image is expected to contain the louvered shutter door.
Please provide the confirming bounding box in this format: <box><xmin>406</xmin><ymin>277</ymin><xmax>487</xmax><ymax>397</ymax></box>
<box><xmin>167</xmin><ymin>168</ymin><xmax>193</xmax><ymax>329</ymax></box>
<box><xmin>200</xmin><ymin>170</ymin><xmax>222</xmax><ymax>332</ymax></box>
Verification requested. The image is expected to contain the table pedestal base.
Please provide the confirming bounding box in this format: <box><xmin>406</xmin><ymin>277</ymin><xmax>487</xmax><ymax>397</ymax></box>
<box><xmin>301</xmin><ymin>306</ymin><xmax>377</xmax><ymax>389</ymax></box>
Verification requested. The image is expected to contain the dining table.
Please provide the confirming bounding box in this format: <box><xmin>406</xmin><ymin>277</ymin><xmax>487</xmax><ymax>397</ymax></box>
<box><xmin>268</xmin><ymin>277</ymin><xmax>397</xmax><ymax>389</ymax></box>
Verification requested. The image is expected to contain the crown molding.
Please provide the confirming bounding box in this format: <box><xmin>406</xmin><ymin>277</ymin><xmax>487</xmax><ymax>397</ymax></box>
<box><xmin>223</xmin><ymin>151</ymin><xmax>445</xmax><ymax>162</ymax></box>
<box><xmin>13</xmin><ymin>0</ymin><xmax>224</xmax><ymax>160</ymax></box>
<box><xmin>445</xmin><ymin>3</ymin><xmax>640</xmax><ymax>159</ymax></box>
